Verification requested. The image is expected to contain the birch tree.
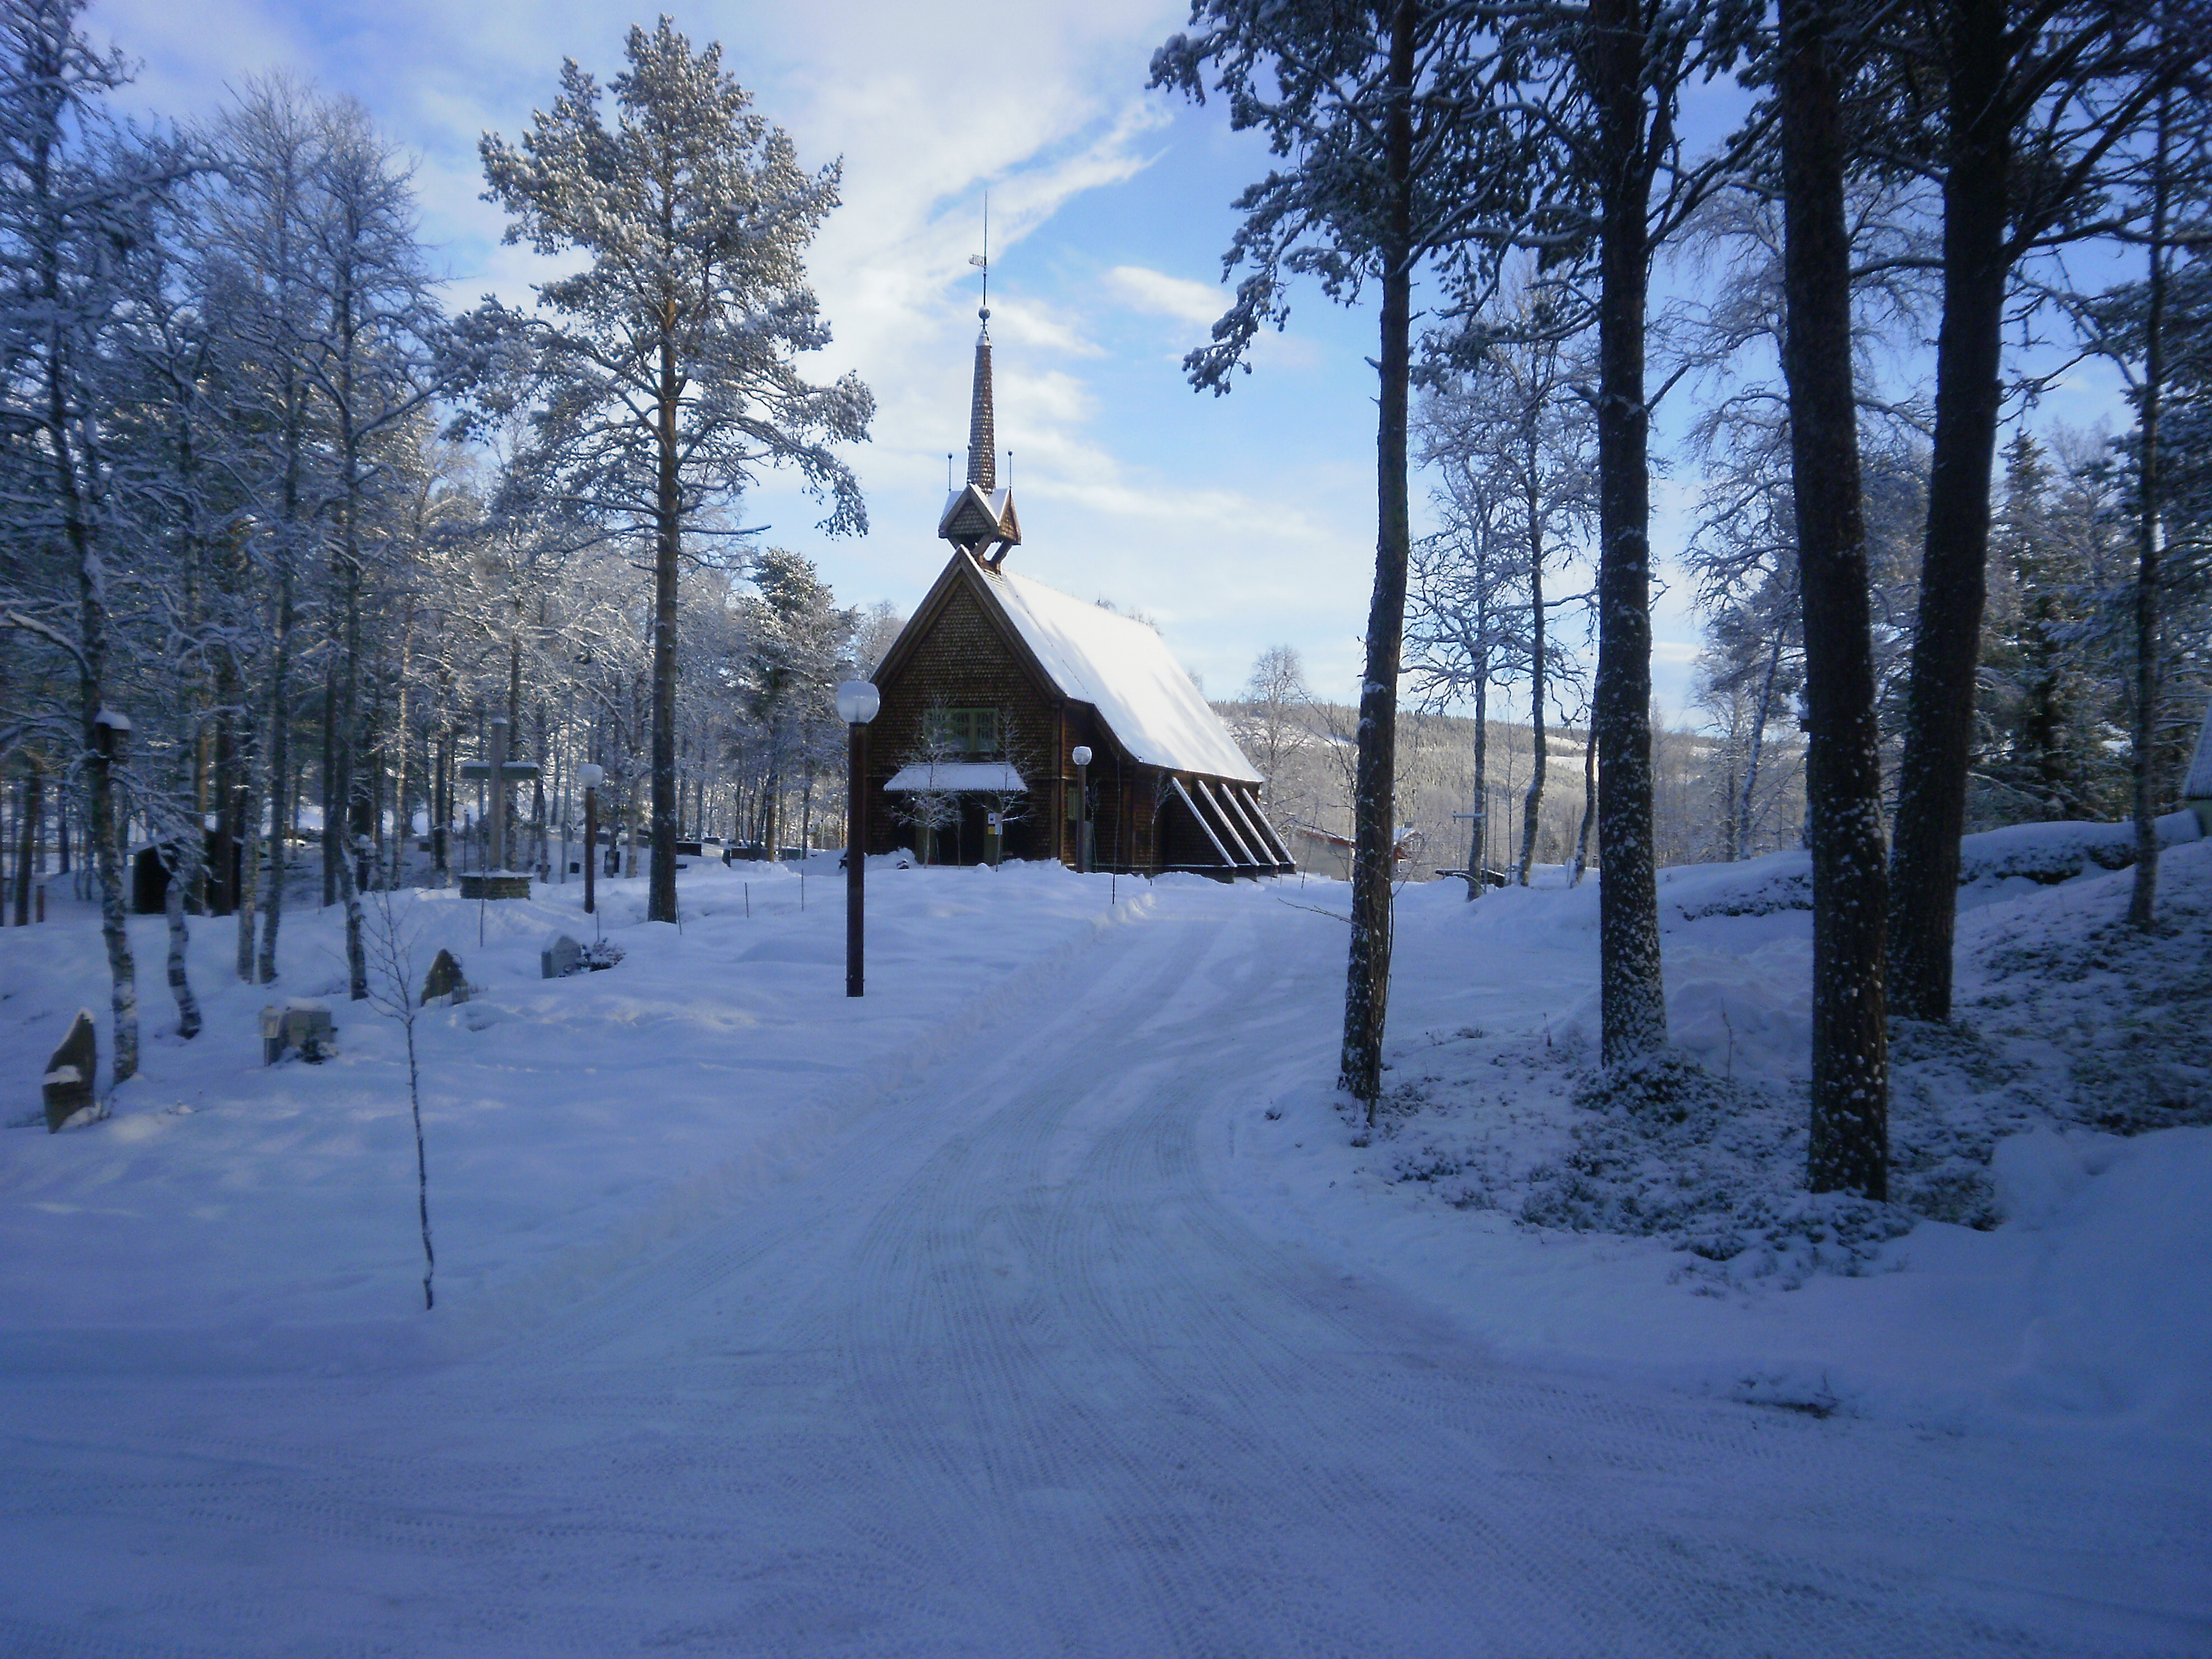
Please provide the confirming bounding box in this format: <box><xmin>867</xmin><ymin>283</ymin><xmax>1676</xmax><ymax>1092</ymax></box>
<box><xmin>302</xmin><ymin>97</ymin><xmax>447</xmax><ymax>1000</ymax></box>
<box><xmin>1418</xmin><ymin>278</ymin><xmax>1594</xmax><ymax>888</ymax></box>
<box><xmin>0</xmin><ymin>0</ymin><xmax>186</xmax><ymax>1084</ymax></box>
<box><xmin>200</xmin><ymin>77</ymin><xmax>333</xmax><ymax>985</ymax></box>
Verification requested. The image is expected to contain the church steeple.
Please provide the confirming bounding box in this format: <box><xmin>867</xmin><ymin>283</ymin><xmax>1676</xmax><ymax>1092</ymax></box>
<box><xmin>966</xmin><ymin>322</ymin><xmax>996</xmax><ymax>492</ymax></box>
<box><xmin>938</xmin><ymin>215</ymin><xmax>1020</xmax><ymax>565</ymax></box>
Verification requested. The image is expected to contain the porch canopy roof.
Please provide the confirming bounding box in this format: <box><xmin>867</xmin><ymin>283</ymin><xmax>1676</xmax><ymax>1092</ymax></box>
<box><xmin>884</xmin><ymin>761</ymin><xmax>1027</xmax><ymax>793</ymax></box>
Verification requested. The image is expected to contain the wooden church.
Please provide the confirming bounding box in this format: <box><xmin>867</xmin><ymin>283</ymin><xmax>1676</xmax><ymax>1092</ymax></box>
<box><xmin>862</xmin><ymin>304</ymin><xmax>1294</xmax><ymax>877</ymax></box>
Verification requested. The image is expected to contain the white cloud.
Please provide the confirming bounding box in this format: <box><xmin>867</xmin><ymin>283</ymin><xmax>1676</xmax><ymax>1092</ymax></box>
<box><xmin>969</xmin><ymin>299</ymin><xmax>1102</xmax><ymax>359</ymax></box>
<box><xmin>1105</xmin><ymin>264</ymin><xmax>1228</xmax><ymax>326</ymax></box>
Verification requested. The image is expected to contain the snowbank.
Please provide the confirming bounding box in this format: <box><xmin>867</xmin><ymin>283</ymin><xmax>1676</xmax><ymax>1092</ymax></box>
<box><xmin>1209</xmin><ymin>839</ymin><xmax>2212</xmax><ymax>1445</ymax></box>
<box><xmin>1663</xmin><ymin>808</ymin><xmax>2202</xmax><ymax>922</ymax></box>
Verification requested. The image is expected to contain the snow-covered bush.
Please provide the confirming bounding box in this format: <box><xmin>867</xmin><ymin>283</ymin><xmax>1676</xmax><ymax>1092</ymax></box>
<box><xmin>1370</xmin><ymin>840</ymin><xmax>2212</xmax><ymax>1288</ymax></box>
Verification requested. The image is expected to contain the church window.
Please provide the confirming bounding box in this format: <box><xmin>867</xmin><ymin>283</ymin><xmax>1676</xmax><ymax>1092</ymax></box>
<box><xmin>926</xmin><ymin>708</ymin><xmax>1002</xmax><ymax>759</ymax></box>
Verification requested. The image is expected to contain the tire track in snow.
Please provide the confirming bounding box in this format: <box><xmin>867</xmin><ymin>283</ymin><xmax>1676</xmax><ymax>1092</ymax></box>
<box><xmin>828</xmin><ymin>912</ymin><xmax>1239</xmax><ymax>1653</ymax></box>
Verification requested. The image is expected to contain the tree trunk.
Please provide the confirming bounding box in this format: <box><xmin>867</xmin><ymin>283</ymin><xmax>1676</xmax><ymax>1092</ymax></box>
<box><xmin>1571</xmin><ymin>723</ymin><xmax>1597</xmax><ymax>886</ymax></box>
<box><xmin>391</xmin><ymin>625</ymin><xmax>412</xmax><ymax>890</ymax></box>
<box><xmin>433</xmin><ymin>721</ymin><xmax>450</xmax><ymax>883</ymax></box>
<box><xmin>321</xmin><ymin>658</ymin><xmax>338</xmax><ymax>909</ymax></box>
<box><xmin>1739</xmin><ymin>628</ymin><xmax>1786</xmax><ymax>858</ymax></box>
<box><xmin>236</xmin><ymin>770</ymin><xmax>259</xmax><ymax>982</ymax></box>
<box><xmin>1518</xmin><ymin>472</ymin><xmax>1548</xmax><ymax>885</ymax></box>
<box><xmin>2127</xmin><ymin>85</ymin><xmax>2170</xmax><ymax>931</ymax></box>
<box><xmin>1886</xmin><ymin>0</ymin><xmax>2009</xmax><ymax>1021</ymax></box>
<box><xmin>13</xmin><ymin>767</ymin><xmax>39</xmax><ymax>926</ymax></box>
<box><xmin>337</xmin><ymin>510</ymin><xmax>367</xmax><ymax>1000</ymax></box>
<box><xmin>87</xmin><ymin>741</ymin><xmax>137</xmax><ymax>1086</ymax></box>
<box><xmin>258</xmin><ymin>557</ymin><xmax>294</xmax><ymax>985</ymax></box>
<box><xmin>1781</xmin><ymin>0</ymin><xmax>1888</xmax><ymax>1199</ymax></box>
<box><xmin>1466</xmin><ymin>651</ymin><xmax>1490</xmax><ymax>900</ymax></box>
<box><xmin>649</xmin><ymin>335</ymin><xmax>682</xmax><ymax>921</ymax></box>
<box><xmin>1339</xmin><ymin>0</ymin><xmax>1417</xmax><ymax>1114</ymax></box>
<box><xmin>210</xmin><ymin>653</ymin><xmax>239</xmax><ymax>915</ymax></box>
<box><xmin>1588</xmin><ymin>0</ymin><xmax>1667</xmax><ymax>1064</ymax></box>
<box><xmin>162</xmin><ymin>840</ymin><xmax>203</xmax><ymax>1040</ymax></box>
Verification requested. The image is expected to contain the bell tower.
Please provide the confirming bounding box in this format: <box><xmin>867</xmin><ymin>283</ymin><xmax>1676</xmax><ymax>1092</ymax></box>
<box><xmin>937</xmin><ymin>224</ymin><xmax>1021</xmax><ymax>566</ymax></box>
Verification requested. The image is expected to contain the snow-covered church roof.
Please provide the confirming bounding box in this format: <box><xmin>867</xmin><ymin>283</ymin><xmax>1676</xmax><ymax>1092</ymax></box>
<box><xmin>979</xmin><ymin>561</ymin><xmax>1262</xmax><ymax>784</ymax></box>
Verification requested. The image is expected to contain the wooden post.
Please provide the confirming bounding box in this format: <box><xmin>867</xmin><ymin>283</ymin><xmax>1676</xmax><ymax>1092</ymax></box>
<box><xmin>846</xmin><ymin>720</ymin><xmax>866</xmax><ymax>998</ymax></box>
<box><xmin>583</xmin><ymin>784</ymin><xmax>598</xmax><ymax>915</ymax></box>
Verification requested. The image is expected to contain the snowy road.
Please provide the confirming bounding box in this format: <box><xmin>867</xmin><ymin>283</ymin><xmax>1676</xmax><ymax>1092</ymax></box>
<box><xmin>3</xmin><ymin>884</ymin><xmax>2205</xmax><ymax>1655</ymax></box>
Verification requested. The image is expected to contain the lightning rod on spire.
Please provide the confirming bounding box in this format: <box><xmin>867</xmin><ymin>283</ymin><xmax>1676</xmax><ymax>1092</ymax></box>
<box><xmin>967</xmin><ymin>192</ymin><xmax>990</xmax><ymax>324</ymax></box>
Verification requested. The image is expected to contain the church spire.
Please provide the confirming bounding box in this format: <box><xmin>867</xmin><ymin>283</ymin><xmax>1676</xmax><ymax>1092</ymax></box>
<box><xmin>966</xmin><ymin>319</ymin><xmax>996</xmax><ymax>492</ymax></box>
<box><xmin>938</xmin><ymin>202</ymin><xmax>1020</xmax><ymax>565</ymax></box>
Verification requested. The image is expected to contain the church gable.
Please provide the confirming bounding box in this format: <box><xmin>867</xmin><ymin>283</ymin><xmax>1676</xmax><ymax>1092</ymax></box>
<box><xmin>873</xmin><ymin>576</ymin><xmax>1060</xmax><ymax>775</ymax></box>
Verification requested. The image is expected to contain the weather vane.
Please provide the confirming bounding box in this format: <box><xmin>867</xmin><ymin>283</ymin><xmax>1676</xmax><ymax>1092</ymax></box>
<box><xmin>969</xmin><ymin>192</ymin><xmax>989</xmax><ymax>323</ymax></box>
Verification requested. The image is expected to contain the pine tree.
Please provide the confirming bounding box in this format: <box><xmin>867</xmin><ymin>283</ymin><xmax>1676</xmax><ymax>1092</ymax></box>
<box><xmin>477</xmin><ymin>19</ymin><xmax>872</xmax><ymax>924</ymax></box>
<box><xmin>1776</xmin><ymin>0</ymin><xmax>1889</xmax><ymax>1200</ymax></box>
<box><xmin>1883</xmin><ymin>0</ymin><xmax>2195</xmax><ymax>1018</ymax></box>
<box><xmin>1153</xmin><ymin>0</ymin><xmax>1525</xmax><ymax>1109</ymax></box>
<box><xmin>735</xmin><ymin>548</ymin><xmax>857</xmax><ymax>861</ymax></box>
<box><xmin>1506</xmin><ymin>0</ymin><xmax>1762</xmax><ymax>1064</ymax></box>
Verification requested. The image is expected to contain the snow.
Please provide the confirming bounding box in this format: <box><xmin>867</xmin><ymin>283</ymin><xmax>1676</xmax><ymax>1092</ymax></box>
<box><xmin>984</xmin><ymin>557</ymin><xmax>1263</xmax><ymax>783</ymax></box>
<box><xmin>1661</xmin><ymin>808</ymin><xmax>2202</xmax><ymax>922</ymax></box>
<box><xmin>1</xmin><ymin>842</ymin><xmax>2206</xmax><ymax>1653</ymax></box>
<box><xmin>885</xmin><ymin>760</ymin><xmax>1026</xmax><ymax>792</ymax></box>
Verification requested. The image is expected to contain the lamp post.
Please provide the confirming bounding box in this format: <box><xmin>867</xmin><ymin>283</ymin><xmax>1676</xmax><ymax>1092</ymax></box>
<box><xmin>836</xmin><ymin>681</ymin><xmax>880</xmax><ymax>998</ymax></box>
<box><xmin>1071</xmin><ymin>745</ymin><xmax>1092</xmax><ymax>872</ymax></box>
<box><xmin>577</xmin><ymin>763</ymin><xmax>604</xmax><ymax>915</ymax></box>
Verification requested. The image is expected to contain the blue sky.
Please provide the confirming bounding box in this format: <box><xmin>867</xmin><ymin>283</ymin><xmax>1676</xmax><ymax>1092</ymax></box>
<box><xmin>91</xmin><ymin>0</ymin><xmax>2127</xmax><ymax>725</ymax></box>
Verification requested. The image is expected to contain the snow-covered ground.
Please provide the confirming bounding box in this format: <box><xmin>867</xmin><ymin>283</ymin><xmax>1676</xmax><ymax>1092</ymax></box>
<box><xmin>1</xmin><ymin>845</ymin><xmax>2206</xmax><ymax>1655</ymax></box>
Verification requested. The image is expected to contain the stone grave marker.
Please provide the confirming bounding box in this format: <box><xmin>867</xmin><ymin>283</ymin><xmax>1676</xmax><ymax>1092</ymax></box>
<box><xmin>43</xmin><ymin>1009</ymin><xmax>96</xmax><ymax>1132</ymax></box>
<box><xmin>540</xmin><ymin>934</ymin><xmax>584</xmax><ymax>980</ymax></box>
<box><xmin>261</xmin><ymin>1000</ymin><xmax>338</xmax><ymax>1065</ymax></box>
<box><xmin>421</xmin><ymin>948</ymin><xmax>469</xmax><ymax>1006</ymax></box>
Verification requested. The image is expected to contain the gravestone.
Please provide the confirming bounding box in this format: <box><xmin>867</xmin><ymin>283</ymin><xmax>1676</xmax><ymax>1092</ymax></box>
<box><xmin>261</xmin><ymin>1000</ymin><xmax>338</xmax><ymax>1065</ymax></box>
<box><xmin>42</xmin><ymin>1010</ymin><xmax>96</xmax><ymax>1132</ymax></box>
<box><xmin>421</xmin><ymin>948</ymin><xmax>469</xmax><ymax>1006</ymax></box>
<box><xmin>540</xmin><ymin>933</ymin><xmax>584</xmax><ymax>980</ymax></box>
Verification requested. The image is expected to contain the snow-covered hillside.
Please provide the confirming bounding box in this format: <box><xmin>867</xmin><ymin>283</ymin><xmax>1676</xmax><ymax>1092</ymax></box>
<box><xmin>1234</xmin><ymin>833</ymin><xmax>2212</xmax><ymax>1438</ymax></box>
<box><xmin>1</xmin><ymin>843</ymin><xmax>2205</xmax><ymax>1655</ymax></box>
